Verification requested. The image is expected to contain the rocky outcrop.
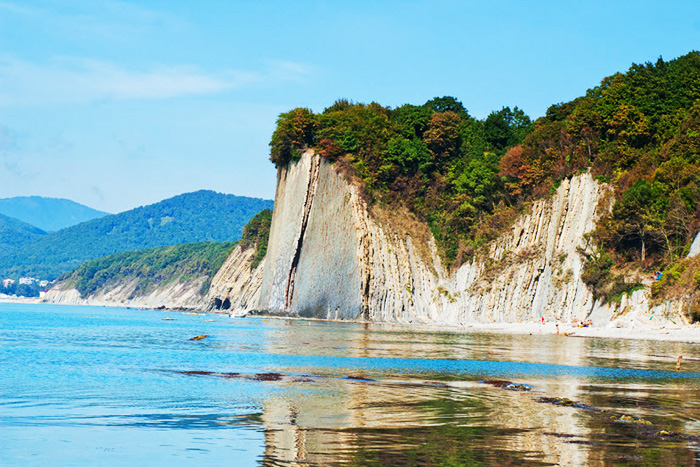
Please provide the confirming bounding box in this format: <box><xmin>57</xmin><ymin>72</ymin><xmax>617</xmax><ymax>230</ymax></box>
<box><xmin>44</xmin><ymin>278</ymin><xmax>207</xmax><ymax>309</ymax></box>
<box><xmin>205</xmin><ymin>245</ymin><xmax>264</xmax><ymax>314</ymax></box>
<box><xmin>210</xmin><ymin>151</ymin><xmax>690</xmax><ymax>326</ymax></box>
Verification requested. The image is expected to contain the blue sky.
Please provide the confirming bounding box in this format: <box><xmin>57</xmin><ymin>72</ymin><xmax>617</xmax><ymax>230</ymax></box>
<box><xmin>1</xmin><ymin>0</ymin><xmax>699</xmax><ymax>213</ymax></box>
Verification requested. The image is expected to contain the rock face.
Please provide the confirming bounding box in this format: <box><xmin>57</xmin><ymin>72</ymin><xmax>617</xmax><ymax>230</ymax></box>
<box><xmin>44</xmin><ymin>278</ymin><xmax>207</xmax><ymax>309</ymax></box>
<box><xmin>205</xmin><ymin>245</ymin><xmax>264</xmax><ymax>314</ymax></box>
<box><xmin>688</xmin><ymin>231</ymin><xmax>700</xmax><ymax>258</ymax></box>
<box><xmin>439</xmin><ymin>174</ymin><xmax>604</xmax><ymax>325</ymax></box>
<box><xmin>258</xmin><ymin>152</ymin><xmax>366</xmax><ymax>319</ymax></box>
<box><xmin>209</xmin><ymin>151</ymin><xmax>690</xmax><ymax>326</ymax></box>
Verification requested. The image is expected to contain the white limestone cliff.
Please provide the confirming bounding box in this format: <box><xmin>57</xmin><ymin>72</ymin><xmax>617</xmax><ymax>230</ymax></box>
<box><xmin>43</xmin><ymin>278</ymin><xmax>207</xmax><ymax>309</ymax></box>
<box><xmin>207</xmin><ymin>151</ymin><xmax>690</xmax><ymax>327</ymax></box>
<box><xmin>205</xmin><ymin>244</ymin><xmax>264</xmax><ymax>315</ymax></box>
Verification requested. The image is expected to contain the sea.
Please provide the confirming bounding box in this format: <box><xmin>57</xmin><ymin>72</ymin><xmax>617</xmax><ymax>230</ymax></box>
<box><xmin>1</xmin><ymin>302</ymin><xmax>699</xmax><ymax>466</ymax></box>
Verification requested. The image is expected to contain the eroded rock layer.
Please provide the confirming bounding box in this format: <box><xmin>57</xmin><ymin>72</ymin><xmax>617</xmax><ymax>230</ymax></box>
<box><xmin>44</xmin><ymin>279</ymin><xmax>207</xmax><ymax>309</ymax></box>
<box><xmin>209</xmin><ymin>151</ymin><xmax>690</xmax><ymax>326</ymax></box>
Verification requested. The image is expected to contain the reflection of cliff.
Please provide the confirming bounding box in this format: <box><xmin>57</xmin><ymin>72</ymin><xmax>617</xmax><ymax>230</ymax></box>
<box><xmin>255</xmin><ymin>325</ymin><xmax>589</xmax><ymax>466</ymax></box>
<box><xmin>255</xmin><ymin>325</ymin><xmax>699</xmax><ymax>466</ymax></box>
<box><xmin>209</xmin><ymin>151</ymin><xmax>688</xmax><ymax>325</ymax></box>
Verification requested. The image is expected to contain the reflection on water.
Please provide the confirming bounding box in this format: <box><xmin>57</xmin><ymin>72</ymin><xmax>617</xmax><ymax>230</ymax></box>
<box><xmin>0</xmin><ymin>303</ymin><xmax>698</xmax><ymax>466</ymax></box>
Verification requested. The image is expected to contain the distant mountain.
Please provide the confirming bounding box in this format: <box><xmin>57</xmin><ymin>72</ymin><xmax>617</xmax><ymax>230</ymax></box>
<box><xmin>0</xmin><ymin>196</ymin><xmax>109</xmax><ymax>232</ymax></box>
<box><xmin>0</xmin><ymin>213</ymin><xmax>47</xmax><ymax>251</ymax></box>
<box><xmin>0</xmin><ymin>190</ymin><xmax>274</xmax><ymax>280</ymax></box>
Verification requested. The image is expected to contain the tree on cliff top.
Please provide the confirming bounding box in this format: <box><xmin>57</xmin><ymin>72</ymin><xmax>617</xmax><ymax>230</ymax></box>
<box><xmin>269</xmin><ymin>108</ymin><xmax>316</xmax><ymax>167</ymax></box>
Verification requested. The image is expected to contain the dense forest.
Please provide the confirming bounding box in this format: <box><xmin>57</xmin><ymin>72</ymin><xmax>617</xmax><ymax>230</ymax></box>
<box><xmin>62</xmin><ymin>241</ymin><xmax>236</xmax><ymax>299</ymax></box>
<box><xmin>269</xmin><ymin>51</ymin><xmax>700</xmax><ymax>304</ymax></box>
<box><xmin>0</xmin><ymin>190</ymin><xmax>273</xmax><ymax>280</ymax></box>
<box><xmin>0</xmin><ymin>213</ymin><xmax>46</xmax><ymax>251</ymax></box>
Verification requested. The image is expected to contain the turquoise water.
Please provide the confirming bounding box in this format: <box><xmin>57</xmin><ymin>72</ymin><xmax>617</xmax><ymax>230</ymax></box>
<box><xmin>1</xmin><ymin>302</ymin><xmax>699</xmax><ymax>466</ymax></box>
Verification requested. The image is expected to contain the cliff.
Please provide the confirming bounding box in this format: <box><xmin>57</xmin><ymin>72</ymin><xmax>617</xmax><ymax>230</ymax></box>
<box><xmin>43</xmin><ymin>241</ymin><xmax>235</xmax><ymax>310</ymax></box>
<box><xmin>44</xmin><ymin>278</ymin><xmax>206</xmax><ymax>309</ymax></box>
<box><xmin>207</xmin><ymin>151</ymin><xmax>692</xmax><ymax>327</ymax></box>
<box><xmin>206</xmin><ymin>244</ymin><xmax>265</xmax><ymax>313</ymax></box>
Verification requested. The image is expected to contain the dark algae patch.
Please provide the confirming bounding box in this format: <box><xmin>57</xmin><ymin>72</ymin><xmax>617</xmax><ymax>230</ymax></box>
<box><xmin>253</xmin><ymin>372</ymin><xmax>283</xmax><ymax>381</ymax></box>
<box><xmin>179</xmin><ymin>370</ymin><xmax>214</xmax><ymax>376</ymax></box>
<box><xmin>344</xmin><ymin>375</ymin><xmax>376</xmax><ymax>382</ymax></box>
<box><xmin>536</xmin><ymin>396</ymin><xmax>599</xmax><ymax>411</ymax></box>
<box><xmin>481</xmin><ymin>379</ymin><xmax>532</xmax><ymax>391</ymax></box>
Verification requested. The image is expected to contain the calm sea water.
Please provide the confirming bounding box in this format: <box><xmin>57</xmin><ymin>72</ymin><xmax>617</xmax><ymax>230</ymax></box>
<box><xmin>1</xmin><ymin>302</ymin><xmax>699</xmax><ymax>466</ymax></box>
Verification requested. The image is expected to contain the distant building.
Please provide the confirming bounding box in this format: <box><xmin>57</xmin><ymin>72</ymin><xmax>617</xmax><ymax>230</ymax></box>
<box><xmin>39</xmin><ymin>291</ymin><xmax>47</xmax><ymax>298</ymax></box>
<box><xmin>19</xmin><ymin>277</ymin><xmax>37</xmax><ymax>285</ymax></box>
<box><xmin>39</xmin><ymin>280</ymin><xmax>49</xmax><ymax>288</ymax></box>
<box><xmin>2</xmin><ymin>278</ymin><xmax>15</xmax><ymax>288</ymax></box>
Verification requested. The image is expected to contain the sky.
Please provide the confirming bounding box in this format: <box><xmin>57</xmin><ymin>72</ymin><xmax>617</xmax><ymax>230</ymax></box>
<box><xmin>0</xmin><ymin>1</ymin><xmax>699</xmax><ymax>213</ymax></box>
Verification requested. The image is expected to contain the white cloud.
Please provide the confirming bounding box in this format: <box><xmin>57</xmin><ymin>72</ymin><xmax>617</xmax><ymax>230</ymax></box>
<box><xmin>0</xmin><ymin>57</ymin><xmax>311</xmax><ymax>105</ymax></box>
<box><xmin>0</xmin><ymin>0</ymin><xmax>186</xmax><ymax>41</ymax></box>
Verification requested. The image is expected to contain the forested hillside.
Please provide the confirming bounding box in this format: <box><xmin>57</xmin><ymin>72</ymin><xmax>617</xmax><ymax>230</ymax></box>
<box><xmin>61</xmin><ymin>241</ymin><xmax>236</xmax><ymax>299</ymax></box>
<box><xmin>0</xmin><ymin>190</ymin><xmax>273</xmax><ymax>280</ymax></box>
<box><xmin>0</xmin><ymin>213</ymin><xmax>46</xmax><ymax>251</ymax></box>
<box><xmin>270</xmin><ymin>51</ymin><xmax>700</xmax><ymax>304</ymax></box>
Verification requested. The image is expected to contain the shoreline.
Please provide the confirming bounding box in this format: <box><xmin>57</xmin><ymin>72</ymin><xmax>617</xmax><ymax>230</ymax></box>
<box><xmin>254</xmin><ymin>313</ymin><xmax>700</xmax><ymax>344</ymax></box>
<box><xmin>2</xmin><ymin>297</ymin><xmax>698</xmax><ymax>343</ymax></box>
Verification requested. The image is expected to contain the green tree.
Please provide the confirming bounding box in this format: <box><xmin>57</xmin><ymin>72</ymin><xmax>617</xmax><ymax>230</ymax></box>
<box><xmin>240</xmin><ymin>209</ymin><xmax>273</xmax><ymax>269</ymax></box>
<box><xmin>423</xmin><ymin>96</ymin><xmax>468</xmax><ymax>115</ymax></box>
<box><xmin>424</xmin><ymin>111</ymin><xmax>463</xmax><ymax>160</ymax></box>
<box><xmin>608</xmin><ymin>180</ymin><xmax>666</xmax><ymax>261</ymax></box>
<box><xmin>269</xmin><ymin>108</ymin><xmax>316</xmax><ymax>167</ymax></box>
<box><xmin>483</xmin><ymin>106</ymin><xmax>534</xmax><ymax>153</ymax></box>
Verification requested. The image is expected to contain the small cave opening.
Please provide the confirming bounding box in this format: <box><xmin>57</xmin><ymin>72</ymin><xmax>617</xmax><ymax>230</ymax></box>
<box><xmin>222</xmin><ymin>298</ymin><xmax>231</xmax><ymax>310</ymax></box>
<box><xmin>213</xmin><ymin>298</ymin><xmax>222</xmax><ymax>310</ymax></box>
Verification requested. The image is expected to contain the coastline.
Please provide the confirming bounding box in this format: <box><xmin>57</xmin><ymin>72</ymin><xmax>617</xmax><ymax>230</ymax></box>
<box><xmin>5</xmin><ymin>296</ymin><xmax>696</xmax><ymax>344</ymax></box>
<box><xmin>255</xmin><ymin>314</ymin><xmax>700</xmax><ymax>344</ymax></box>
<box><xmin>0</xmin><ymin>296</ymin><xmax>42</xmax><ymax>305</ymax></box>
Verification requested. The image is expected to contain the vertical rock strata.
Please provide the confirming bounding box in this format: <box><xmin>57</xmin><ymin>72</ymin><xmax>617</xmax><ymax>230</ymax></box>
<box><xmin>209</xmin><ymin>151</ymin><xmax>688</xmax><ymax>324</ymax></box>
<box><xmin>443</xmin><ymin>174</ymin><xmax>604</xmax><ymax>324</ymax></box>
<box><xmin>205</xmin><ymin>245</ymin><xmax>264</xmax><ymax>313</ymax></box>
